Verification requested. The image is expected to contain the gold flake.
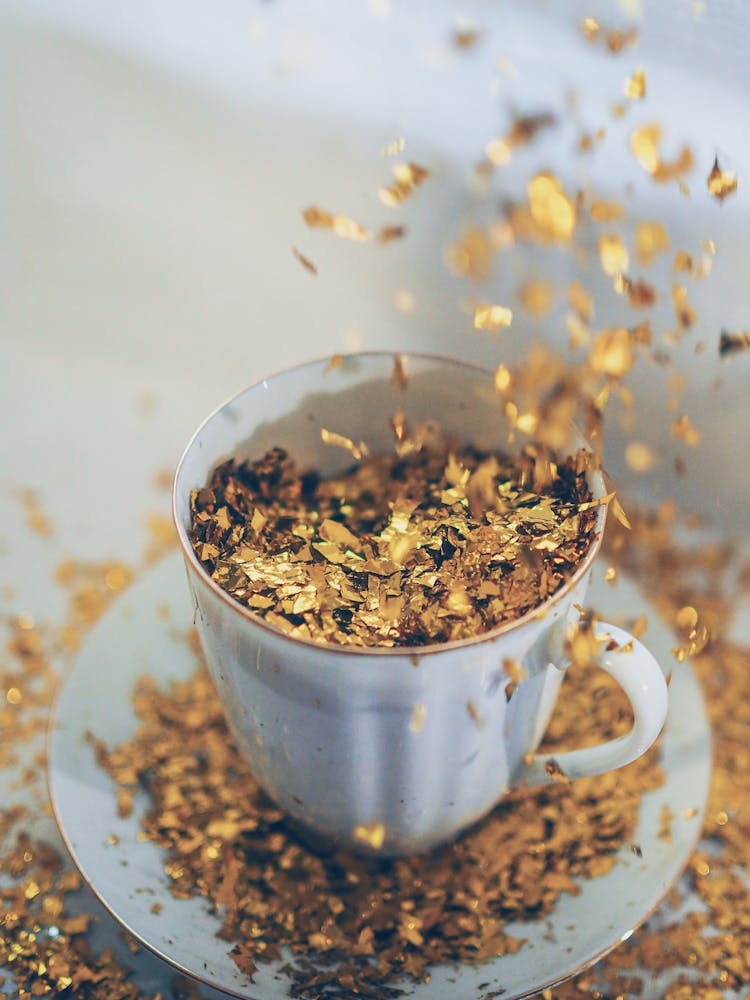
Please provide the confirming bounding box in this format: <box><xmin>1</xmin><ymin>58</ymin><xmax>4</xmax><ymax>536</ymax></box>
<box><xmin>474</xmin><ymin>303</ymin><xmax>513</xmax><ymax>332</ymax></box>
<box><xmin>707</xmin><ymin>156</ymin><xmax>738</xmax><ymax>202</ymax></box>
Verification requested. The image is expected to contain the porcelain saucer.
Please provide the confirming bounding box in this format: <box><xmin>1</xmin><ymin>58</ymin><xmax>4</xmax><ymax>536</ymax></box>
<box><xmin>48</xmin><ymin>551</ymin><xmax>711</xmax><ymax>1000</ymax></box>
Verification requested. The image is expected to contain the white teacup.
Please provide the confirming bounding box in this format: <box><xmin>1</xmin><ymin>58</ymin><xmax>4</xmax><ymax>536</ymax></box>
<box><xmin>173</xmin><ymin>352</ymin><xmax>668</xmax><ymax>856</ymax></box>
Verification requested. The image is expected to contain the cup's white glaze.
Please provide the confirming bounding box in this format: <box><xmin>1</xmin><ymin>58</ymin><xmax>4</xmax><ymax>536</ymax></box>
<box><xmin>173</xmin><ymin>353</ymin><xmax>668</xmax><ymax>856</ymax></box>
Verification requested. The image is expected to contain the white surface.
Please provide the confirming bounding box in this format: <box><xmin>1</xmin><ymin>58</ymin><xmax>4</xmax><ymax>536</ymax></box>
<box><xmin>48</xmin><ymin>551</ymin><xmax>710</xmax><ymax>1000</ymax></box>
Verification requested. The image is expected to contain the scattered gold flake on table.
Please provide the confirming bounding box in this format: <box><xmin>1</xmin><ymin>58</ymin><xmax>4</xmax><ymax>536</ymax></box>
<box><xmin>719</xmin><ymin>329</ymin><xmax>750</xmax><ymax>358</ymax></box>
<box><xmin>474</xmin><ymin>303</ymin><xmax>513</xmax><ymax>332</ymax></box>
<box><xmin>707</xmin><ymin>156</ymin><xmax>738</xmax><ymax>202</ymax></box>
<box><xmin>302</xmin><ymin>205</ymin><xmax>371</xmax><ymax>242</ymax></box>
<box><xmin>189</xmin><ymin>437</ymin><xmax>599</xmax><ymax>647</ymax></box>
<box><xmin>292</xmin><ymin>247</ymin><xmax>318</xmax><ymax>275</ymax></box>
<box><xmin>517</xmin><ymin>278</ymin><xmax>553</xmax><ymax>318</ymax></box>
<box><xmin>378</xmin><ymin>162</ymin><xmax>430</xmax><ymax>206</ymax></box>
<box><xmin>624</xmin><ymin>68</ymin><xmax>647</xmax><ymax>100</ymax></box>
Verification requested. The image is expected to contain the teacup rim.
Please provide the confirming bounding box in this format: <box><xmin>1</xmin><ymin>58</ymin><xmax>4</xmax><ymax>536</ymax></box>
<box><xmin>172</xmin><ymin>349</ymin><xmax>606</xmax><ymax>658</ymax></box>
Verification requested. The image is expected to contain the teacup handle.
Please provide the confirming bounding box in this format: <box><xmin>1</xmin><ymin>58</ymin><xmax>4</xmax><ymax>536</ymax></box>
<box><xmin>516</xmin><ymin>622</ymin><xmax>669</xmax><ymax>787</ymax></box>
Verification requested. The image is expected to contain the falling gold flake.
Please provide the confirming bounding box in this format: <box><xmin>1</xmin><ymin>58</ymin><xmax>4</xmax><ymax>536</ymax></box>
<box><xmin>452</xmin><ymin>23</ymin><xmax>481</xmax><ymax>49</ymax></box>
<box><xmin>672</xmin><ymin>284</ymin><xmax>697</xmax><ymax>332</ymax></box>
<box><xmin>302</xmin><ymin>205</ymin><xmax>371</xmax><ymax>242</ymax></box>
<box><xmin>567</xmin><ymin>280</ymin><xmax>593</xmax><ymax>323</ymax></box>
<box><xmin>466</xmin><ymin>699</ymin><xmax>485</xmax><ymax>727</ymax></box>
<box><xmin>446</xmin><ymin>226</ymin><xmax>492</xmax><ymax>279</ymax></box>
<box><xmin>719</xmin><ymin>329</ymin><xmax>750</xmax><ymax>358</ymax></box>
<box><xmin>15</xmin><ymin>489</ymin><xmax>54</xmax><ymax>538</ymax></box>
<box><xmin>409</xmin><ymin>704</ymin><xmax>426</xmax><ymax>733</ymax></box>
<box><xmin>589</xmin><ymin>327</ymin><xmax>634</xmax><ymax>377</ymax></box>
<box><xmin>320</xmin><ymin>428</ymin><xmax>369</xmax><ymax>461</ymax></box>
<box><xmin>635</xmin><ymin>221</ymin><xmax>670</xmax><ymax>266</ymax></box>
<box><xmin>604</xmin><ymin>566</ymin><xmax>618</xmax><ymax>584</ymax></box>
<box><xmin>493</xmin><ymin>364</ymin><xmax>512</xmax><ymax>393</ymax></box>
<box><xmin>292</xmin><ymin>247</ymin><xmax>318</xmax><ymax>276</ymax></box>
<box><xmin>382</xmin><ymin>136</ymin><xmax>405</xmax><ymax>157</ymax></box>
<box><xmin>589</xmin><ymin>199</ymin><xmax>626</xmax><ymax>223</ymax></box>
<box><xmin>607</xmin><ymin>27</ymin><xmax>638</xmax><ymax>52</ymax></box>
<box><xmin>707</xmin><ymin>156</ymin><xmax>738</xmax><ymax>202</ymax></box>
<box><xmin>517</xmin><ymin>279</ymin><xmax>553</xmax><ymax>318</ymax></box>
<box><xmin>625</xmin><ymin>441</ymin><xmax>657</xmax><ymax>472</ymax></box>
<box><xmin>630</xmin><ymin>125</ymin><xmax>694</xmax><ymax>182</ymax></box>
<box><xmin>391</xmin><ymin>354</ymin><xmax>409</xmax><ymax>388</ymax></box>
<box><xmin>394</xmin><ymin>288</ymin><xmax>416</xmax><ymax>313</ymax></box>
<box><xmin>377</xmin><ymin>224</ymin><xmax>407</xmax><ymax>244</ymax></box>
<box><xmin>599</xmin><ymin>234</ymin><xmax>630</xmax><ymax>276</ymax></box>
<box><xmin>352</xmin><ymin>822</ymin><xmax>386</xmax><ymax>850</ymax></box>
<box><xmin>378</xmin><ymin>162</ymin><xmax>430</xmax><ymax>206</ymax></box>
<box><xmin>474</xmin><ymin>303</ymin><xmax>513</xmax><ymax>332</ymax></box>
<box><xmin>324</xmin><ymin>354</ymin><xmax>344</xmax><ymax>374</ymax></box>
<box><xmin>484</xmin><ymin>112</ymin><xmax>556</xmax><ymax>169</ymax></box>
<box><xmin>624</xmin><ymin>68</ymin><xmax>647</xmax><ymax>100</ymax></box>
<box><xmin>581</xmin><ymin>16</ymin><xmax>601</xmax><ymax>41</ymax></box>
<box><xmin>671</xmin><ymin>413</ymin><xmax>701</xmax><ymax>447</ymax></box>
<box><xmin>527</xmin><ymin>173</ymin><xmax>577</xmax><ymax>241</ymax></box>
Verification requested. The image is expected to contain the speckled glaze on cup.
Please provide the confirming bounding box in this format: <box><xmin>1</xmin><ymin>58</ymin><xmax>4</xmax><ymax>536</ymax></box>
<box><xmin>173</xmin><ymin>352</ymin><xmax>668</xmax><ymax>856</ymax></box>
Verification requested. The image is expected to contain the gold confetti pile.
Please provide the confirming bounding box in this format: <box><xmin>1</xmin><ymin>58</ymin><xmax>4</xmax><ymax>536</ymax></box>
<box><xmin>90</xmin><ymin>640</ymin><xmax>662</xmax><ymax>998</ymax></box>
<box><xmin>188</xmin><ymin>436</ymin><xmax>600</xmax><ymax>648</ymax></box>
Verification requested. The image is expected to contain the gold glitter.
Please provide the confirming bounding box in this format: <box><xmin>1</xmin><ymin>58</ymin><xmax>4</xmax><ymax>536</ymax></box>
<box><xmin>567</xmin><ymin>280</ymin><xmax>593</xmax><ymax>323</ymax></box>
<box><xmin>302</xmin><ymin>205</ymin><xmax>371</xmax><ymax>242</ymax></box>
<box><xmin>6</xmin><ymin>686</ymin><xmax>22</xmax><ymax>705</ymax></box>
<box><xmin>377</xmin><ymin>224</ymin><xmax>406</xmax><ymax>244</ymax></box>
<box><xmin>394</xmin><ymin>288</ymin><xmax>417</xmax><ymax>313</ymax></box>
<box><xmin>319</xmin><ymin>428</ymin><xmax>369</xmax><ymax>461</ymax></box>
<box><xmin>474</xmin><ymin>303</ymin><xmax>513</xmax><ymax>332</ymax></box>
<box><xmin>189</xmin><ymin>440</ymin><xmax>598</xmax><ymax>647</ymax></box>
<box><xmin>635</xmin><ymin>221</ymin><xmax>670</xmax><ymax>266</ymax></box>
<box><xmin>527</xmin><ymin>173</ymin><xmax>576</xmax><ymax>241</ymax></box>
<box><xmin>672</xmin><ymin>284</ymin><xmax>697</xmax><ymax>332</ymax></box>
<box><xmin>484</xmin><ymin>112</ymin><xmax>556</xmax><ymax>169</ymax></box>
<box><xmin>517</xmin><ymin>279</ymin><xmax>553</xmax><ymax>318</ymax></box>
<box><xmin>446</xmin><ymin>226</ymin><xmax>492</xmax><ymax>279</ymax></box>
<box><xmin>630</xmin><ymin>125</ymin><xmax>694</xmax><ymax>182</ymax></box>
<box><xmin>624</xmin><ymin>68</ymin><xmax>647</xmax><ymax>100</ymax></box>
<box><xmin>382</xmin><ymin>136</ymin><xmax>405</xmax><ymax>156</ymax></box>
<box><xmin>581</xmin><ymin>16</ymin><xmax>600</xmax><ymax>41</ymax></box>
<box><xmin>15</xmin><ymin>489</ymin><xmax>54</xmax><ymax>538</ymax></box>
<box><xmin>352</xmin><ymin>822</ymin><xmax>386</xmax><ymax>850</ymax></box>
<box><xmin>604</xmin><ymin>566</ymin><xmax>617</xmax><ymax>584</ymax></box>
<box><xmin>589</xmin><ymin>327</ymin><xmax>634</xmax><ymax>377</ymax></box>
<box><xmin>599</xmin><ymin>234</ymin><xmax>630</xmax><ymax>276</ymax></box>
<box><xmin>625</xmin><ymin>441</ymin><xmax>657</xmax><ymax>473</ymax></box>
<box><xmin>466</xmin><ymin>698</ymin><xmax>485</xmax><ymax>727</ymax></box>
<box><xmin>707</xmin><ymin>156</ymin><xmax>737</xmax><ymax>202</ymax></box>
<box><xmin>292</xmin><ymin>247</ymin><xmax>318</xmax><ymax>275</ymax></box>
<box><xmin>719</xmin><ymin>330</ymin><xmax>750</xmax><ymax>358</ymax></box>
<box><xmin>589</xmin><ymin>199</ymin><xmax>626</xmax><ymax>223</ymax></box>
<box><xmin>493</xmin><ymin>364</ymin><xmax>512</xmax><ymax>393</ymax></box>
<box><xmin>378</xmin><ymin>162</ymin><xmax>430</xmax><ymax>206</ymax></box>
<box><xmin>409</xmin><ymin>704</ymin><xmax>426</xmax><ymax>733</ymax></box>
<box><xmin>671</xmin><ymin>413</ymin><xmax>701</xmax><ymax>447</ymax></box>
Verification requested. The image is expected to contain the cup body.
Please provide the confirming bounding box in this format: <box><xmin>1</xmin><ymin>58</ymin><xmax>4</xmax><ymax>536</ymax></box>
<box><xmin>173</xmin><ymin>353</ymin><xmax>603</xmax><ymax>855</ymax></box>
